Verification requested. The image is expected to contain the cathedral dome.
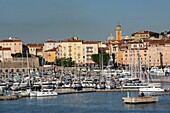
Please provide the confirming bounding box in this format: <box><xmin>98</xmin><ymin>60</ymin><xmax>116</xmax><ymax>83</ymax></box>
<box><xmin>107</xmin><ymin>33</ymin><xmax>115</xmax><ymax>40</ymax></box>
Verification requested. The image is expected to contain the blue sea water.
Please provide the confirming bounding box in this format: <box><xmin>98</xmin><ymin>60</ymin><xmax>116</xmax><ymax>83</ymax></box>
<box><xmin>1</xmin><ymin>92</ymin><xmax>170</xmax><ymax>113</ymax></box>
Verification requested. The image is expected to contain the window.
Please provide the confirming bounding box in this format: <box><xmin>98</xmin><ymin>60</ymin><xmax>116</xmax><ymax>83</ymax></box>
<box><xmin>133</xmin><ymin>45</ymin><xmax>137</xmax><ymax>48</ymax></box>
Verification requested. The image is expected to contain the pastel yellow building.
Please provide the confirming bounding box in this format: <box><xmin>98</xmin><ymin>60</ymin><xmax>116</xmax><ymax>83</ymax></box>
<box><xmin>61</xmin><ymin>37</ymin><xmax>83</xmax><ymax>65</ymax></box>
<box><xmin>44</xmin><ymin>48</ymin><xmax>56</xmax><ymax>63</ymax></box>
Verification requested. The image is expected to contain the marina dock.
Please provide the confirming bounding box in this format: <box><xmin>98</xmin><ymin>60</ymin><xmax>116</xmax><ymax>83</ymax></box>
<box><xmin>0</xmin><ymin>95</ymin><xmax>19</xmax><ymax>100</ymax></box>
<box><xmin>56</xmin><ymin>88</ymin><xmax>138</xmax><ymax>95</ymax></box>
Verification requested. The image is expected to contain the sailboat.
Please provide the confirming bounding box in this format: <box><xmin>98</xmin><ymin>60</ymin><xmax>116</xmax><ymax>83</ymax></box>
<box><xmin>96</xmin><ymin>50</ymin><xmax>106</xmax><ymax>89</ymax></box>
<box><xmin>139</xmin><ymin>48</ymin><xmax>165</xmax><ymax>96</ymax></box>
<box><xmin>30</xmin><ymin>53</ymin><xmax>58</xmax><ymax>97</ymax></box>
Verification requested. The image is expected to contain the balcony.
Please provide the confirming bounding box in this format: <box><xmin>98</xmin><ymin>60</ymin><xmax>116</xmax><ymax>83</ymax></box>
<box><xmin>86</xmin><ymin>51</ymin><xmax>93</xmax><ymax>53</ymax></box>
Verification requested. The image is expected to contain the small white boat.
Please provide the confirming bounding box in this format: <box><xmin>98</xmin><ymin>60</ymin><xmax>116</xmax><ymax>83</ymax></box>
<box><xmin>150</xmin><ymin>66</ymin><xmax>164</xmax><ymax>76</ymax></box>
<box><xmin>72</xmin><ymin>81</ymin><xmax>83</xmax><ymax>91</ymax></box>
<box><xmin>10</xmin><ymin>82</ymin><xmax>20</xmax><ymax>91</ymax></box>
<box><xmin>30</xmin><ymin>91</ymin><xmax>37</xmax><ymax>97</ymax></box>
<box><xmin>139</xmin><ymin>86</ymin><xmax>165</xmax><ymax>92</ymax></box>
<box><xmin>123</xmin><ymin>96</ymin><xmax>158</xmax><ymax>104</ymax></box>
<box><xmin>0</xmin><ymin>82</ymin><xmax>8</xmax><ymax>90</ymax></box>
<box><xmin>19</xmin><ymin>89</ymin><xmax>31</xmax><ymax>97</ymax></box>
<box><xmin>30</xmin><ymin>89</ymin><xmax>58</xmax><ymax>97</ymax></box>
<box><xmin>122</xmin><ymin>91</ymin><xmax>158</xmax><ymax>104</ymax></box>
<box><xmin>36</xmin><ymin>89</ymin><xmax>58</xmax><ymax>97</ymax></box>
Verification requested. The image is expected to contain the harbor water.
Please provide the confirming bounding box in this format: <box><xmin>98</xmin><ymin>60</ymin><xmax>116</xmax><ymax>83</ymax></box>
<box><xmin>1</xmin><ymin>92</ymin><xmax>170</xmax><ymax>113</ymax></box>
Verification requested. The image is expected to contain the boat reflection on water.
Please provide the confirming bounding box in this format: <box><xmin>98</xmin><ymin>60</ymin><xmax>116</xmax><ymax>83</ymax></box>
<box><xmin>29</xmin><ymin>96</ymin><xmax>57</xmax><ymax>100</ymax></box>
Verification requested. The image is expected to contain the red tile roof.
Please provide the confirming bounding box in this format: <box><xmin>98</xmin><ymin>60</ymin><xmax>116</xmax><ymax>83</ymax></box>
<box><xmin>26</xmin><ymin>43</ymin><xmax>44</xmax><ymax>47</ymax></box>
<box><xmin>82</xmin><ymin>41</ymin><xmax>100</xmax><ymax>44</ymax></box>
<box><xmin>132</xmin><ymin>30</ymin><xmax>159</xmax><ymax>35</ymax></box>
<box><xmin>0</xmin><ymin>47</ymin><xmax>11</xmax><ymax>51</ymax></box>
<box><xmin>44</xmin><ymin>39</ymin><xmax>56</xmax><ymax>43</ymax></box>
<box><xmin>44</xmin><ymin>48</ymin><xmax>56</xmax><ymax>52</ymax></box>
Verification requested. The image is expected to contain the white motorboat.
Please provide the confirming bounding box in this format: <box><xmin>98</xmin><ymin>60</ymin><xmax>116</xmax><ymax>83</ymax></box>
<box><xmin>81</xmin><ymin>79</ymin><xmax>96</xmax><ymax>88</ymax></box>
<box><xmin>30</xmin><ymin>91</ymin><xmax>38</xmax><ymax>97</ymax></box>
<box><xmin>139</xmin><ymin>86</ymin><xmax>165</xmax><ymax>92</ymax></box>
<box><xmin>10</xmin><ymin>82</ymin><xmax>20</xmax><ymax>91</ymax></box>
<box><xmin>19</xmin><ymin>89</ymin><xmax>31</xmax><ymax>97</ymax></box>
<box><xmin>105</xmin><ymin>77</ymin><xmax>115</xmax><ymax>89</ymax></box>
<box><xmin>164</xmin><ymin>67</ymin><xmax>170</xmax><ymax>76</ymax></box>
<box><xmin>30</xmin><ymin>88</ymin><xmax>58</xmax><ymax>97</ymax></box>
<box><xmin>96</xmin><ymin>81</ymin><xmax>105</xmax><ymax>89</ymax></box>
<box><xmin>36</xmin><ymin>89</ymin><xmax>58</xmax><ymax>97</ymax></box>
<box><xmin>150</xmin><ymin>66</ymin><xmax>164</xmax><ymax>76</ymax></box>
<box><xmin>72</xmin><ymin>80</ymin><xmax>83</xmax><ymax>91</ymax></box>
<box><xmin>0</xmin><ymin>82</ymin><xmax>8</xmax><ymax>90</ymax></box>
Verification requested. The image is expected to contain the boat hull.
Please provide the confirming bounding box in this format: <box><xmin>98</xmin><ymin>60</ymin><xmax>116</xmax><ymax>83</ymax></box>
<box><xmin>123</xmin><ymin>96</ymin><xmax>158</xmax><ymax>104</ymax></box>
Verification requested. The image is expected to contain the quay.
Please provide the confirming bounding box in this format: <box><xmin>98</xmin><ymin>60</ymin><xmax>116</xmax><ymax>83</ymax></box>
<box><xmin>0</xmin><ymin>95</ymin><xmax>19</xmax><ymax>100</ymax></box>
<box><xmin>56</xmin><ymin>88</ymin><xmax>138</xmax><ymax>95</ymax></box>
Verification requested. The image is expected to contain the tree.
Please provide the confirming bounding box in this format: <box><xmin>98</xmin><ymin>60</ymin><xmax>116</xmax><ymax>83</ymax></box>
<box><xmin>11</xmin><ymin>52</ymin><xmax>31</xmax><ymax>58</ymax></box>
<box><xmin>55</xmin><ymin>57</ymin><xmax>74</xmax><ymax>67</ymax></box>
<box><xmin>91</xmin><ymin>53</ymin><xmax>110</xmax><ymax>66</ymax></box>
<box><xmin>91</xmin><ymin>54</ymin><xmax>100</xmax><ymax>65</ymax></box>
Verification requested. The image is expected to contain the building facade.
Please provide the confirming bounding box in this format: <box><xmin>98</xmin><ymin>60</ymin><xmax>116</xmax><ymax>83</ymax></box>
<box><xmin>0</xmin><ymin>47</ymin><xmax>12</xmax><ymax>61</ymax></box>
<box><xmin>26</xmin><ymin>43</ymin><xmax>44</xmax><ymax>56</ymax></box>
<box><xmin>82</xmin><ymin>41</ymin><xmax>99</xmax><ymax>65</ymax></box>
<box><xmin>44</xmin><ymin>48</ymin><xmax>56</xmax><ymax>63</ymax></box>
<box><xmin>0</xmin><ymin>37</ymin><xmax>22</xmax><ymax>54</ymax></box>
<box><xmin>61</xmin><ymin>37</ymin><xmax>83</xmax><ymax>64</ymax></box>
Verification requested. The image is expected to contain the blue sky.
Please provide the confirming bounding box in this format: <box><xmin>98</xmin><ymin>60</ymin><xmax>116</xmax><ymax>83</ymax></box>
<box><xmin>0</xmin><ymin>0</ymin><xmax>170</xmax><ymax>43</ymax></box>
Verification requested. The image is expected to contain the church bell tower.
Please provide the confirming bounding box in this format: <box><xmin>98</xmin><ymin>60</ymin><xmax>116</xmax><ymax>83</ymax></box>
<box><xmin>116</xmin><ymin>22</ymin><xmax>122</xmax><ymax>40</ymax></box>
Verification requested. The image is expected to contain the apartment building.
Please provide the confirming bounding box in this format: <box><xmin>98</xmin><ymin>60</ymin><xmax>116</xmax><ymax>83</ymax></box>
<box><xmin>132</xmin><ymin>30</ymin><xmax>159</xmax><ymax>39</ymax></box>
<box><xmin>43</xmin><ymin>39</ymin><xmax>57</xmax><ymax>51</ymax></box>
<box><xmin>0</xmin><ymin>47</ymin><xmax>12</xmax><ymax>61</ymax></box>
<box><xmin>26</xmin><ymin>43</ymin><xmax>44</xmax><ymax>56</ymax></box>
<box><xmin>44</xmin><ymin>48</ymin><xmax>56</xmax><ymax>63</ymax></box>
<box><xmin>61</xmin><ymin>37</ymin><xmax>83</xmax><ymax>64</ymax></box>
<box><xmin>0</xmin><ymin>37</ymin><xmax>22</xmax><ymax>54</ymax></box>
<box><xmin>82</xmin><ymin>41</ymin><xmax>99</xmax><ymax>65</ymax></box>
<box><xmin>148</xmin><ymin>40</ymin><xmax>170</xmax><ymax>67</ymax></box>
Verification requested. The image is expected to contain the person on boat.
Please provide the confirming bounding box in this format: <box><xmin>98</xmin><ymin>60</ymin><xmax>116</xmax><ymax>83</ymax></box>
<box><xmin>141</xmin><ymin>92</ymin><xmax>145</xmax><ymax>97</ymax></box>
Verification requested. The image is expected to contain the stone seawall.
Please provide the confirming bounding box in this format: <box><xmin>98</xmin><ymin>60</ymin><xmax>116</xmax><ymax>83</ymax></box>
<box><xmin>0</xmin><ymin>57</ymin><xmax>39</xmax><ymax>73</ymax></box>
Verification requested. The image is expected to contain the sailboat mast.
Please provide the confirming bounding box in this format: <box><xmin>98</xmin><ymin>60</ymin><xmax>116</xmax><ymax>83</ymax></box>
<box><xmin>26</xmin><ymin>51</ymin><xmax>31</xmax><ymax>87</ymax></box>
